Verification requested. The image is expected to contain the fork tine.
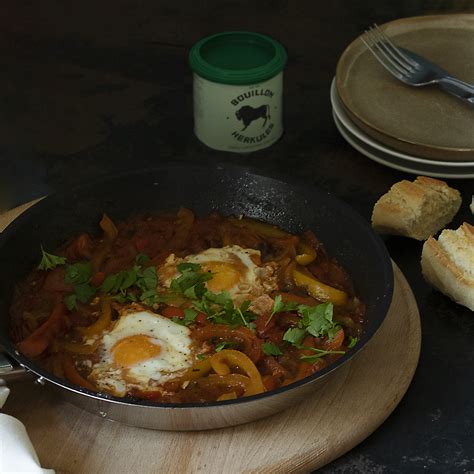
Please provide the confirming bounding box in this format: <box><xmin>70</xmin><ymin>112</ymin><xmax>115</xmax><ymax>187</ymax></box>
<box><xmin>372</xmin><ymin>24</ymin><xmax>419</xmax><ymax>69</ymax></box>
<box><xmin>363</xmin><ymin>30</ymin><xmax>408</xmax><ymax>77</ymax></box>
<box><xmin>367</xmin><ymin>27</ymin><xmax>414</xmax><ymax>74</ymax></box>
<box><xmin>361</xmin><ymin>36</ymin><xmax>405</xmax><ymax>81</ymax></box>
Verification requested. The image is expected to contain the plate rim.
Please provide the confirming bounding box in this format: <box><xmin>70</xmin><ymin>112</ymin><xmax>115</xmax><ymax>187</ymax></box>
<box><xmin>333</xmin><ymin>111</ymin><xmax>474</xmax><ymax>179</ymax></box>
<box><xmin>330</xmin><ymin>79</ymin><xmax>474</xmax><ymax>168</ymax></box>
<box><xmin>335</xmin><ymin>14</ymin><xmax>474</xmax><ymax>159</ymax></box>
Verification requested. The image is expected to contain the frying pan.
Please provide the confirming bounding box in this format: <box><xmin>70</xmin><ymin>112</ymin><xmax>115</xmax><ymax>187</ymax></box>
<box><xmin>0</xmin><ymin>162</ymin><xmax>393</xmax><ymax>430</ymax></box>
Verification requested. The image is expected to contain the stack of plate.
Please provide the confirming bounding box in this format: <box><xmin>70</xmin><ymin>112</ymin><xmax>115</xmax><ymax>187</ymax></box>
<box><xmin>332</xmin><ymin>14</ymin><xmax>474</xmax><ymax>179</ymax></box>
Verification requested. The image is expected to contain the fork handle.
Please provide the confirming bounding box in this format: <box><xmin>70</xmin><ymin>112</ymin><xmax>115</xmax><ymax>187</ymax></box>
<box><xmin>438</xmin><ymin>77</ymin><xmax>474</xmax><ymax>106</ymax></box>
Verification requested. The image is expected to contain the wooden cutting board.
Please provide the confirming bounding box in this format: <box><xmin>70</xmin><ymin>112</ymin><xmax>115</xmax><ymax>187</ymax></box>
<box><xmin>1</xmin><ymin>201</ymin><xmax>421</xmax><ymax>474</ymax></box>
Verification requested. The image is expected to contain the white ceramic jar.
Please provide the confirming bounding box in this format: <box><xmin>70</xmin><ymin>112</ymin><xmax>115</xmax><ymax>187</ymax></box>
<box><xmin>189</xmin><ymin>31</ymin><xmax>287</xmax><ymax>153</ymax></box>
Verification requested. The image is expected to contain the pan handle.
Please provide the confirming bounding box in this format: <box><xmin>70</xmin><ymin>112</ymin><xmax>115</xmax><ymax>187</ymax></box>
<box><xmin>0</xmin><ymin>352</ymin><xmax>28</xmax><ymax>378</ymax></box>
<box><xmin>0</xmin><ymin>352</ymin><xmax>30</xmax><ymax>408</ymax></box>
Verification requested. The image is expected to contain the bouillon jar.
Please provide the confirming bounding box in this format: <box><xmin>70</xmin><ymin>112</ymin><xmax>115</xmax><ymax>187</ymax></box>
<box><xmin>189</xmin><ymin>31</ymin><xmax>287</xmax><ymax>152</ymax></box>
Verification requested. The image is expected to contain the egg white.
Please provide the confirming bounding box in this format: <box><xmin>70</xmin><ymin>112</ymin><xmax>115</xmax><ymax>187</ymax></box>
<box><xmin>88</xmin><ymin>310</ymin><xmax>193</xmax><ymax>396</ymax></box>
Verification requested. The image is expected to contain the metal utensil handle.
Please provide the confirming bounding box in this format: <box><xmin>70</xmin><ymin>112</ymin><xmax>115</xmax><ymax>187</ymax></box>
<box><xmin>0</xmin><ymin>352</ymin><xmax>27</xmax><ymax>377</ymax></box>
<box><xmin>439</xmin><ymin>77</ymin><xmax>474</xmax><ymax>105</ymax></box>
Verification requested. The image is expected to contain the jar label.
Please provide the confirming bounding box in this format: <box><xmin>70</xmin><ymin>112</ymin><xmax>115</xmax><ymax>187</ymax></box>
<box><xmin>193</xmin><ymin>73</ymin><xmax>283</xmax><ymax>152</ymax></box>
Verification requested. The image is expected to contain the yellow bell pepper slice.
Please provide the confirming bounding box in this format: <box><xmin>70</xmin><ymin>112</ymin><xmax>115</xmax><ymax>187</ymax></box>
<box><xmin>217</xmin><ymin>391</ymin><xmax>237</xmax><ymax>401</ymax></box>
<box><xmin>180</xmin><ymin>358</ymin><xmax>213</xmax><ymax>382</ymax></box>
<box><xmin>295</xmin><ymin>241</ymin><xmax>317</xmax><ymax>265</ymax></box>
<box><xmin>78</xmin><ymin>296</ymin><xmax>112</xmax><ymax>336</ymax></box>
<box><xmin>210</xmin><ymin>350</ymin><xmax>265</xmax><ymax>396</ymax></box>
<box><xmin>210</xmin><ymin>356</ymin><xmax>231</xmax><ymax>375</ymax></box>
<box><xmin>293</xmin><ymin>266</ymin><xmax>348</xmax><ymax>306</ymax></box>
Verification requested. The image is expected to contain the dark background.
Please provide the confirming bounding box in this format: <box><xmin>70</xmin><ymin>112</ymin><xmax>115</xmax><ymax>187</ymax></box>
<box><xmin>1</xmin><ymin>1</ymin><xmax>473</xmax><ymax>472</ymax></box>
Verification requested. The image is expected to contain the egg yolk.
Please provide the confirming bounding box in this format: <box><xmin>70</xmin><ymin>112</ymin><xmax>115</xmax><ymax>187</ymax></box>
<box><xmin>112</xmin><ymin>335</ymin><xmax>161</xmax><ymax>367</ymax></box>
<box><xmin>203</xmin><ymin>261</ymin><xmax>242</xmax><ymax>292</ymax></box>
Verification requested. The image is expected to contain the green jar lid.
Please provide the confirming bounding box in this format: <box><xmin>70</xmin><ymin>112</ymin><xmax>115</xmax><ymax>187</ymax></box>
<box><xmin>189</xmin><ymin>31</ymin><xmax>287</xmax><ymax>85</ymax></box>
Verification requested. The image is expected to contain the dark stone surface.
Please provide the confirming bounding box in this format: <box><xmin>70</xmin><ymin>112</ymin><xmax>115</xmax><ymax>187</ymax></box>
<box><xmin>0</xmin><ymin>1</ymin><xmax>473</xmax><ymax>472</ymax></box>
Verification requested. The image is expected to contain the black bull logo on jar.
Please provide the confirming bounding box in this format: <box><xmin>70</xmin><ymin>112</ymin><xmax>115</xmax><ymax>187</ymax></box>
<box><xmin>235</xmin><ymin>104</ymin><xmax>271</xmax><ymax>131</ymax></box>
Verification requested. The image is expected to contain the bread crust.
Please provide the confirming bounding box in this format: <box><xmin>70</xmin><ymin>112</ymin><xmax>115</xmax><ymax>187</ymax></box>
<box><xmin>421</xmin><ymin>223</ymin><xmax>474</xmax><ymax>311</ymax></box>
<box><xmin>371</xmin><ymin>176</ymin><xmax>461</xmax><ymax>240</ymax></box>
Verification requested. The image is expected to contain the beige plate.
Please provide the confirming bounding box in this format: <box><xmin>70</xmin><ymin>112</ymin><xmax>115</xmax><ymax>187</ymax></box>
<box><xmin>336</xmin><ymin>14</ymin><xmax>474</xmax><ymax>162</ymax></box>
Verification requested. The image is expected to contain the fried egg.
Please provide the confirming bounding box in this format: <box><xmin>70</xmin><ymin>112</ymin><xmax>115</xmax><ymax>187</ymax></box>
<box><xmin>158</xmin><ymin>245</ymin><xmax>278</xmax><ymax>304</ymax></box>
<box><xmin>88</xmin><ymin>309</ymin><xmax>193</xmax><ymax>396</ymax></box>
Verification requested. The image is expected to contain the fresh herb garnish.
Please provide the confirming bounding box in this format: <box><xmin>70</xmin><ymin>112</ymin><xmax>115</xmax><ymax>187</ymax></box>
<box><xmin>283</xmin><ymin>327</ymin><xmax>307</xmax><ymax>346</ymax></box>
<box><xmin>282</xmin><ymin>302</ymin><xmax>343</xmax><ymax>359</ymax></box>
<box><xmin>100</xmin><ymin>254</ymin><xmax>160</xmax><ymax>306</ymax></box>
<box><xmin>298</xmin><ymin>302</ymin><xmax>340</xmax><ymax>339</ymax></box>
<box><xmin>172</xmin><ymin>308</ymin><xmax>198</xmax><ymax>327</ymax></box>
<box><xmin>63</xmin><ymin>262</ymin><xmax>96</xmax><ymax>310</ymax></box>
<box><xmin>348</xmin><ymin>336</ymin><xmax>359</xmax><ymax>348</ymax></box>
<box><xmin>38</xmin><ymin>246</ymin><xmax>66</xmax><ymax>271</ymax></box>
<box><xmin>262</xmin><ymin>342</ymin><xmax>283</xmax><ymax>356</ymax></box>
<box><xmin>201</xmin><ymin>296</ymin><xmax>257</xmax><ymax>330</ymax></box>
<box><xmin>65</xmin><ymin>262</ymin><xmax>93</xmax><ymax>285</ymax></box>
<box><xmin>170</xmin><ymin>263</ymin><xmax>213</xmax><ymax>299</ymax></box>
<box><xmin>196</xmin><ymin>354</ymin><xmax>206</xmax><ymax>360</ymax></box>
<box><xmin>166</xmin><ymin>263</ymin><xmax>258</xmax><ymax>331</ymax></box>
<box><xmin>64</xmin><ymin>294</ymin><xmax>78</xmax><ymax>311</ymax></box>
<box><xmin>265</xmin><ymin>294</ymin><xmax>299</xmax><ymax>326</ymax></box>
<box><xmin>299</xmin><ymin>346</ymin><xmax>345</xmax><ymax>363</ymax></box>
<box><xmin>214</xmin><ymin>341</ymin><xmax>238</xmax><ymax>352</ymax></box>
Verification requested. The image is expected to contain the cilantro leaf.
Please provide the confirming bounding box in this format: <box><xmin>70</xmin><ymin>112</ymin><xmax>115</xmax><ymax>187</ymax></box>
<box><xmin>172</xmin><ymin>308</ymin><xmax>198</xmax><ymax>327</ymax></box>
<box><xmin>214</xmin><ymin>341</ymin><xmax>237</xmax><ymax>352</ymax></box>
<box><xmin>204</xmin><ymin>291</ymin><xmax>233</xmax><ymax>307</ymax></box>
<box><xmin>101</xmin><ymin>273</ymin><xmax>119</xmax><ymax>294</ymax></box>
<box><xmin>298</xmin><ymin>302</ymin><xmax>338</xmax><ymax>339</ymax></box>
<box><xmin>183</xmin><ymin>281</ymin><xmax>207</xmax><ymax>299</ymax></box>
<box><xmin>99</xmin><ymin>256</ymin><xmax>160</xmax><ymax>307</ymax></box>
<box><xmin>64</xmin><ymin>294</ymin><xmax>77</xmax><ymax>311</ymax></box>
<box><xmin>65</xmin><ymin>262</ymin><xmax>93</xmax><ymax>285</ymax></box>
<box><xmin>283</xmin><ymin>328</ymin><xmax>306</xmax><ymax>346</ymax></box>
<box><xmin>38</xmin><ymin>247</ymin><xmax>67</xmax><ymax>271</ymax></box>
<box><xmin>177</xmin><ymin>262</ymin><xmax>201</xmax><ymax>273</ymax></box>
<box><xmin>136</xmin><ymin>266</ymin><xmax>158</xmax><ymax>292</ymax></box>
<box><xmin>265</xmin><ymin>294</ymin><xmax>299</xmax><ymax>326</ymax></box>
<box><xmin>140</xmin><ymin>289</ymin><xmax>161</xmax><ymax>306</ymax></box>
<box><xmin>272</xmin><ymin>295</ymin><xmax>299</xmax><ymax>315</ymax></box>
<box><xmin>196</xmin><ymin>354</ymin><xmax>206</xmax><ymax>360</ymax></box>
<box><xmin>299</xmin><ymin>347</ymin><xmax>345</xmax><ymax>363</ymax></box>
<box><xmin>205</xmin><ymin>294</ymin><xmax>257</xmax><ymax>330</ymax></box>
<box><xmin>348</xmin><ymin>336</ymin><xmax>359</xmax><ymax>348</ymax></box>
<box><xmin>262</xmin><ymin>342</ymin><xmax>283</xmax><ymax>356</ymax></box>
<box><xmin>135</xmin><ymin>253</ymin><xmax>150</xmax><ymax>266</ymax></box>
<box><xmin>74</xmin><ymin>283</ymin><xmax>97</xmax><ymax>304</ymax></box>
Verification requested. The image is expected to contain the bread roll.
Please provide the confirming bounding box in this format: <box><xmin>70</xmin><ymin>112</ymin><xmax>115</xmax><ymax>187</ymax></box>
<box><xmin>421</xmin><ymin>223</ymin><xmax>474</xmax><ymax>311</ymax></box>
<box><xmin>371</xmin><ymin>176</ymin><xmax>461</xmax><ymax>240</ymax></box>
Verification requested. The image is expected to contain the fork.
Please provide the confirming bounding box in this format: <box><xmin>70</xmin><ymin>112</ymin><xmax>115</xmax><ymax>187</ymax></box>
<box><xmin>362</xmin><ymin>24</ymin><xmax>474</xmax><ymax>106</ymax></box>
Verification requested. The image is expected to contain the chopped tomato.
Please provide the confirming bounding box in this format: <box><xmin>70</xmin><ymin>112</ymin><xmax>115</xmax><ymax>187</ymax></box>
<box><xmin>321</xmin><ymin>328</ymin><xmax>345</xmax><ymax>351</ymax></box>
<box><xmin>90</xmin><ymin>271</ymin><xmax>106</xmax><ymax>287</ymax></box>
<box><xmin>161</xmin><ymin>306</ymin><xmax>185</xmax><ymax>319</ymax></box>
<box><xmin>134</xmin><ymin>237</ymin><xmax>150</xmax><ymax>252</ymax></box>
<box><xmin>17</xmin><ymin>299</ymin><xmax>67</xmax><ymax>358</ymax></box>
<box><xmin>195</xmin><ymin>312</ymin><xmax>208</xmax><ymax>326</ymax></box>
<box><xmin>65</xmin><ymin>233</ymin><xmax>93</xmax><ymax>260</ymax></box>
<box><xmin>254</xmin><ymin>312</ymin><xmax>276</xmax><ymax>337</ymax></box>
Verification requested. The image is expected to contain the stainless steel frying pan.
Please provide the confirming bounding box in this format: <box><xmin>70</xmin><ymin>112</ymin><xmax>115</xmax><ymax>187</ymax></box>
<box><xmin>0</xmin><ymin>163</ymin><xmax>393</xmax><ymax>430</ymax></box>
